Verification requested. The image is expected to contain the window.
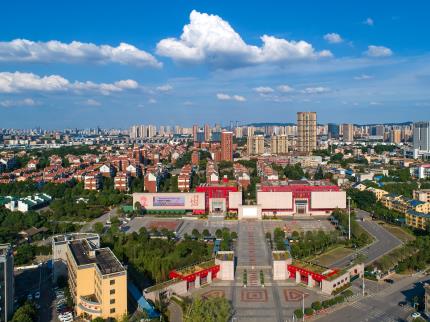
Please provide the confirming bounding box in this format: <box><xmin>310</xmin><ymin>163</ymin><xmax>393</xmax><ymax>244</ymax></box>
<box><xmin>110</xmin><ymin>279</ymin><xmax>115</xmax><ymax>285</ymax></box>
<box><xmin>110</xmin><ymin>299</ymin><xmax>115</xmax><ymax>304</ymax></box>
<box><xmin>110</xmin><ymin>308</ymin><xmax>116</xmax><ymax>314</ymax></box>
<box><xmin>110</xmin><ymin>289</ymin><xmax>115</xmax><ymax>295</ymax></box>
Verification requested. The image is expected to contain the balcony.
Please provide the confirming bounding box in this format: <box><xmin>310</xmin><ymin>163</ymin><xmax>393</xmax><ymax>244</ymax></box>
<box><xmin>78</xmin><ymin>294</ymin><xmax>102</xmax><ymax>315</ymax></box>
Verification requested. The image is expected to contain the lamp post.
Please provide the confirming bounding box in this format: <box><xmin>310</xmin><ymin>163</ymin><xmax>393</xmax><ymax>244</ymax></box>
<box><xmin>347</xmin><ymin>196</ymin><xmax>351</xmax><ymax>240</ymax></box>
<box><xmin>302</xmin><ymin>293</ymin><xmax>305</xmax><ymax>322</ymax></box>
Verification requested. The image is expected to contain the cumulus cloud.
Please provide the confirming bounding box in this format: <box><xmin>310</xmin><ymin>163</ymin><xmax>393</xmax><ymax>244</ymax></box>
<box><xmin>148</xmin><ymin>98</ymin><xmax>157</xmax><ymax>104</ymax></box>
<box><xmin>253</xmin><ymin>86</ymin><xmax>274</xmax><ymax>94</ymax></box>
<box><xmin>363</xmin><ymin>17</ymin><xmax>374</xmax><ymax>26</ymax></box>
<box><xmin>83</xmin><ymin>99</ymin><xmax>101</xmax><ymax>106</ymax></box>
<box><xmin>0</xmin><ymin>72</ymin><xmax>140</xmax><ymax>94</ymax></box>
<box><xmin>156</xmin><ymin>10</ymin><xmax>332</xmax><ymax>68</ymax></box>
<box><xmin>156</xmin><ymin>84</ymin><xmax>173</xmax><ymax>92</ymax></box>
<box><xmin>354</xmin><ymin>74</ymin><xmax>373</xmax><ymax>80</ymax></box>
<box><xmin>323</xmin><ymin>33</ymin><xmax>343</xmax><ymax>44</ymax></box>
<box><xmin>0</xmin><ymin>98</ymin><xmax>37</xmax><ymax>107</ymax></box>
<box><xmin>216</xmin><ymin>93</ymin><xmax>246</xmax><ymax>102</ymax></box>
<box><xmin>0</xmin><ymin>39</ymin><xmax>162</xmax><ymax>68</ymax></box>
<box><xmin>365</xmin><ymin>45</ymin><xmax>393</xmax><ymax>57</ymax></box>
<box><xmin>277</xmin><ymin>84</ymin><xmax>294</xmax><ymax>93</ymax></box>
<box><xmin>301</xmin><ymin>87</ymin><xmax>330</xmax><ymax>94</ymax></box>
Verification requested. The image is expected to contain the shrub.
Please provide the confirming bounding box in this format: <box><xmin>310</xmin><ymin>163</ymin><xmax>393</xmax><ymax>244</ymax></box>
<box><xmin>294</xmin><ymin>309</ymin><xmax>303</xmax><ymax>318</ymax></box>
<box><xmin>304</xmin><ymin>307</ymin><xmax>314</xmax><ymax>316</ymax></box>
<box><xmin>322</xmin><ymin>300</ymin><xmax>331</xmax><ymax>308</ymax></box>
<box><xmin>311</xmin><ymin>301</ymin><xmax>322</xmax><ymax>311</ymax></box>
<box><xmin>341</xmin><ymin>289</ymin><xmax>354</xmax><ymax>298</ymax></box>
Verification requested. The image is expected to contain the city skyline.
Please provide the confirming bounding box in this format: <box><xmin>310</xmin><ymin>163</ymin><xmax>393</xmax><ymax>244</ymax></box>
<box><xmin>1</xmin><ymin>1</ymin><xmax>430</xmax><ymax>128</ymax></box>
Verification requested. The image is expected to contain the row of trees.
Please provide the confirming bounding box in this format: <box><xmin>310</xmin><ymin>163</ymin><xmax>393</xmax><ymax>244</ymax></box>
<box><xmin>102</xmin><ymin>226</ymin><xmax>213</xmax><ymax>284</ymax></box>
<box><xmin>290</xmin><ymin>230</ymin><xmax>340</xmax><ymax>259</ymax></box>
<box><xmin>331</xmin><ymin>209</ymin><xmax>372</xmax><ymax>247</ymax></box>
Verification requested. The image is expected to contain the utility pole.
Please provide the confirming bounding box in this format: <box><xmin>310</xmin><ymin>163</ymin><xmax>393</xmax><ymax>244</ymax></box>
<box><xmin>302</xmin><ymin>293</ymin><xmax>305</xmax><ymax>322</ymax></box>
<box><xmin>362</xmin><ymin>276</ymin><xmax>365</xmax><ymax>296</ymax></box>
<box><xmin>348</xmin><ymin>196</ymin><xmax>351</xmax><ymax>240</ymax></box>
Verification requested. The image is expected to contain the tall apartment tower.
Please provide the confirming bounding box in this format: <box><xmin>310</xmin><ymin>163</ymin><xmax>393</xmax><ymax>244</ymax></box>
<box><xmin>247</xmin><ymin>135</ymin><xmax>264</xmax><ymax>155</ymax></box>
<box><xmin>221</xmin><ymin>131</ymin><xmax>233</xmax><ymax>161</ymax></box>
<box><xmin>204</xmin><ymin>124</ymin><xmax>211</xmax><ymax>141</ymax></box>
<box><xmin>0</xmin><ymin>244</ymin><xmax>13</xmax><ymax>322</ymax></box>
<box><xmin>390</xmin><ymin>129</ymin><xmax>401</xmax><ymax>144</ymax></box>
<box><xmin>271</xmin><ymin>135</ymin><xmax>288</xmax><ymax>154</ymax></box>
<box><xmin>297</xmin><ymin>112</ymin><xmax>317</xmax><ymax>153</ymax></box>
<box><xmin>192</xmin><ymin>124</ymin><xmax>199</xmax><ymax>142</ymax></box>
<box><xmin>342</xmin><ymin>124</ymin><xmax>354</xmax><ymax>142</ymax></box>
<box><xmin>413</xmin><ymin>121</ymin><xmax>430</xmax><ymax>152</ymax></box>
<box><xmin>327</xmin><ymin>123</ymin><xmax>340</xmax><ymax>139</ymax></box>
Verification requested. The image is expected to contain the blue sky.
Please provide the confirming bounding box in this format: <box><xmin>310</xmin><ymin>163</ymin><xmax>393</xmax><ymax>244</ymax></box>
<box><xmin>1</xmin><ymin>0</ymin><xmax>430</xmax><ymax>129</ymax></box>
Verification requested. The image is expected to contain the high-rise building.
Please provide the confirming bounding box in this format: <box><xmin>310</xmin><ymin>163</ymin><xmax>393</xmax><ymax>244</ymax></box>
<box><xmin>192</xmin><ymin>124</ymin><xmax>198</xmax><ymax>142</ymax></box>
<box><xmin>0</xmin><ymin>244</ymin><xmax>13</xmax><ymax>322</ymax></box>
<box><xmin>413</xmin><ymin>121</ymin><xmax>430</xmax><ymax>152</ymax></box>
<box><xmin>327</xmin><ymin>123</ymin><xmax>340</xmax><ymax>139</ymax></box>
<box><xmin>297</xmin><ymin>112</ymin><xmax>317</xmax><ymax>153</ymax></box>
<box><xmin>271</xmin><ymin>135</ymin><xmax>288</xmax><ymax>154</ymax></box>
<box><xmin>342</xmin><ymin>124</ymin><xmax>354</xmax><ymax>142</ymax></box>
<box><xmin>390</xmin><ymin>129</ymin><xmax>401</xmax><ymax>144</ymax></box>
<box><xmin>221</xmin><ymin>131</ymin><xmax>233</xmax><ymax>161</ymax></box>
<box><xmin>246</xmin><ymin>126</ymin><xmax>255</xmax><ymax>137</ymax></box>
<box><xmin>234</xmin><ymin>127</ymin><xmax>243</xmax><ymax>138</ymax></box>
<box><xmin>67</xmin><ymin>239</ymin><xmax>127</xmax><ymax>320</ymax></box>
<box><xmin>247</xmin><ymin>135</ymin><xmax>264</xmax><ymax>155</ymax></box>
<box><xmin>204</xmin><ymin>124</ymin><xmax>211</xmax><ymax>141</ymax></box>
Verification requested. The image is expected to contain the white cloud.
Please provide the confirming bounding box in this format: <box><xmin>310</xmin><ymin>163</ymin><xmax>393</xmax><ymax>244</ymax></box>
<box><xmin>277</xmin><ymin>84</ymin><xmax>294</xmax><ymax>93</ymax></box>
<box><xmin>354</xmin><ymin>74</ymin><xmax>373</xmax><ymax>80</ymax></box>
<box><xmin>156</xmin><ymin>84</ymin><xmax>173</xmax><ymax>92</ymax></box>
<box><xmin>0</xmin><ymin>98</ymin><xmax>37</xmax><ymax>107</ymax></box>
<box><xmin>365</xmin><ymin>45</ymin><xmax>393</xmax><ymax>57</ymax></box>
<box><xmin>148</xmin><ymin>98</ymin><xmax>157</xmax><ymax>104</ymax></box>
<box><xmin>363</xmin><ymin>17</ymin><xmax>374</xmax><ymax>26</ymax></box>
<box><xmin>253</xmin><ymin>86</ymin><xmax>274</xmax><ymax>94</ymax></box>
<box><xmin>233</xmin><ymin>95</ymin><xmax>246</xmax><ymax>102</ymax></box>
<box><xmin>323</xmin><ymin>33</ymin><xmax>343</xmax><ymax>44</ymax></box>
<box><xmin>0</xmin><ymin>72</ymin><xmax>140</xmax><ymax>94</ymax></box>
<box><xmin>369</xmin><ymin>101</ymin><xmax>382</xmax><ymax>105</ymax></box>
<box><xmin>84</xmin><ymin>99</ymin><xmax>101</xmax><ymax>106</ymax></box>
<box><xmin>156</xmin><ymin>10</ymin><xmax>332</xmax><ymax>68</ymax></box>
<box><xmin>302</xmin><ymin>86</ymin><xmax>330</xmax><ymax>94</ymax></box>
<box><xmin>216</xmin><ymin>93</ymin><xmax>246</xmax><ymax>102</ymax></box>
<box><xmin>0</xmin><ymin>39</ymin><xmax>162</xmax><ymax>68</ymax></box>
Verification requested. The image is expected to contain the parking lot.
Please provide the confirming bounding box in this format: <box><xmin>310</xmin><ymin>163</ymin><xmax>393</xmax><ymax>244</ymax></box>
<box><xmin>123</xmin><ymin>216</ymin><xmax>335</xmax><ymax>238</ymax></box>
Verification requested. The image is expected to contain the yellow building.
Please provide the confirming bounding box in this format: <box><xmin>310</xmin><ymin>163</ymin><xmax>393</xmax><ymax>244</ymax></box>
<box><xmin>406</xmin><ymin>210</ymin><xmax>430</xmax><ymax>230</ymax></box>
<box><xmin>366</xmin><ymin>187</ymin><xmax>388</xmax><ymax>200</ymax></box>
<box><xmin>66</xmin><ymin>239</ymin><xmax>127</xmax><ymax>321</ymax></box>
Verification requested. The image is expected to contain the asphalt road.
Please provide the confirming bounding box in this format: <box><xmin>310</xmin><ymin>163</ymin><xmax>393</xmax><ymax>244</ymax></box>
<box><xmin>329</xmin><ymin>209</ymin><xmax>402</xmax><ymax>268</ymax></box>
<box><xmin>79</xmin><ymin>207</ymin><xmax>118</xmax><ymax>232</ymax></box>
<box><xmin>316</xmin><ymin>273</ymin><xmax>428</xmax><ymax>322</ymax></box>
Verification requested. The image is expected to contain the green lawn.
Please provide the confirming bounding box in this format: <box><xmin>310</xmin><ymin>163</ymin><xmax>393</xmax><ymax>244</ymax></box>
<box><xmin>311</xmin><ymin>246</ymin><xmax>354</xmax><ymax>267</ymax></box>
<box><xmin>377</xmin><ymin>221</ymin><xmax>415</xmax><ymax>242</ymax></box>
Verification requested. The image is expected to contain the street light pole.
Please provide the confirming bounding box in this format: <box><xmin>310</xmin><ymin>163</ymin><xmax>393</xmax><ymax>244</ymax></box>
<box><xmin>302</xmin><ymin>293</ymin><xmax>305</xmax><ymax>322</ymax></box>
<box><xmin>362</xmin><ymin>276</ymin><xmax>365</xmax><ymax>296</ymax></box>
<box><xmin>348</xmin><ymin>196</ymin><xmax>351</xmax><ymax>240</ymax></box>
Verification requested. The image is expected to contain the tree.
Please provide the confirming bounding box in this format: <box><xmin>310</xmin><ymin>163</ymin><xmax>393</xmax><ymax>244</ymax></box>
<box><xmin>215</xmin><ymin>229</ymin><xmax>223</xmax><ymax>239</ymax></box>
<box><xmin>93</xmin><ymin>222</ymin><xmax>104</xmax><ymax>235</ymax></box>
<box><xmin>294</xmin><ymin>309</ymin><xmax>303</xmax><ymax>319</ymax></box>
<box><xmin>311</xmin><ymin>301</ymin><xmax>322</xmax><ymax>311</ymax></box>
<box><xmin>184</xmin><ymin>297</ymin><xmax>232</xmax><ymax>322</ymax></box>
<box><xmin>11</xmin><ymin>302</ymin><xmax>37</xmax><ymax>322</ymax></box>
<box><xmin>202</xmin><ymin>229</ymin><xmax>210</xmax><ymax>237</ymax></box>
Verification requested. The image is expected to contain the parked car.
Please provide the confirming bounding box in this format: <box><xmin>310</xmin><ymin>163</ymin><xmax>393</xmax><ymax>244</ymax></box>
<box><xmin>34</xmin><ymin>291</ymin><xmax>40</xmax><ymax>299</ymax></box>
<box><xmin>385</xmin><ymin>278</ymin><xmax>394</xmax><ymax>284</ymax></box>
<box><xmin>411</xmin><ymin>312</ymin><xmax>421</xmax><ymax>319</ymax></box>
<box><xmin>27</xmin><ymin>294</ymin><xmax>33</xmax><ymax>301</ymax></box>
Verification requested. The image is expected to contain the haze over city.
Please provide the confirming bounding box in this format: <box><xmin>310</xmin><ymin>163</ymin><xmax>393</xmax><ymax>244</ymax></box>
<box><xmin>1</xmin><ymin>1</ymin><xmax>430</xmax><ymax>129</ymax></box>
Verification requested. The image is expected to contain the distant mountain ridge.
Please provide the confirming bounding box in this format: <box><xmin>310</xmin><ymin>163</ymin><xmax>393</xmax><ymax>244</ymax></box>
<box><xmin>244</xmin><ymin>122</ymin><xmax>413</xmax><ymax>127</ymax></box>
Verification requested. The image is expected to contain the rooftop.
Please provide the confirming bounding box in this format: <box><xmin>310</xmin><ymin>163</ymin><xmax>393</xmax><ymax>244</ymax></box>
<box><xmin>68</xmin><ymin>239</ymin><xmax>125</xmax><ymax>275</ymax></box>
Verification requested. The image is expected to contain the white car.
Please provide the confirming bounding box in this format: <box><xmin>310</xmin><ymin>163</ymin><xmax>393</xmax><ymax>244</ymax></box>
<box><xmin>411</xmin><ymin>312</ymin><xmax>421</xmax><ymax>318</ymax></box>
<box><xmin>34</xmin><ymin>291</ymin><xmax>40</xmax><ymax>299</ymax></box>
<box><xmin>27</xmin><ymin>293</ymin><xmax>33</xmax><ymax>301</ymax></box>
